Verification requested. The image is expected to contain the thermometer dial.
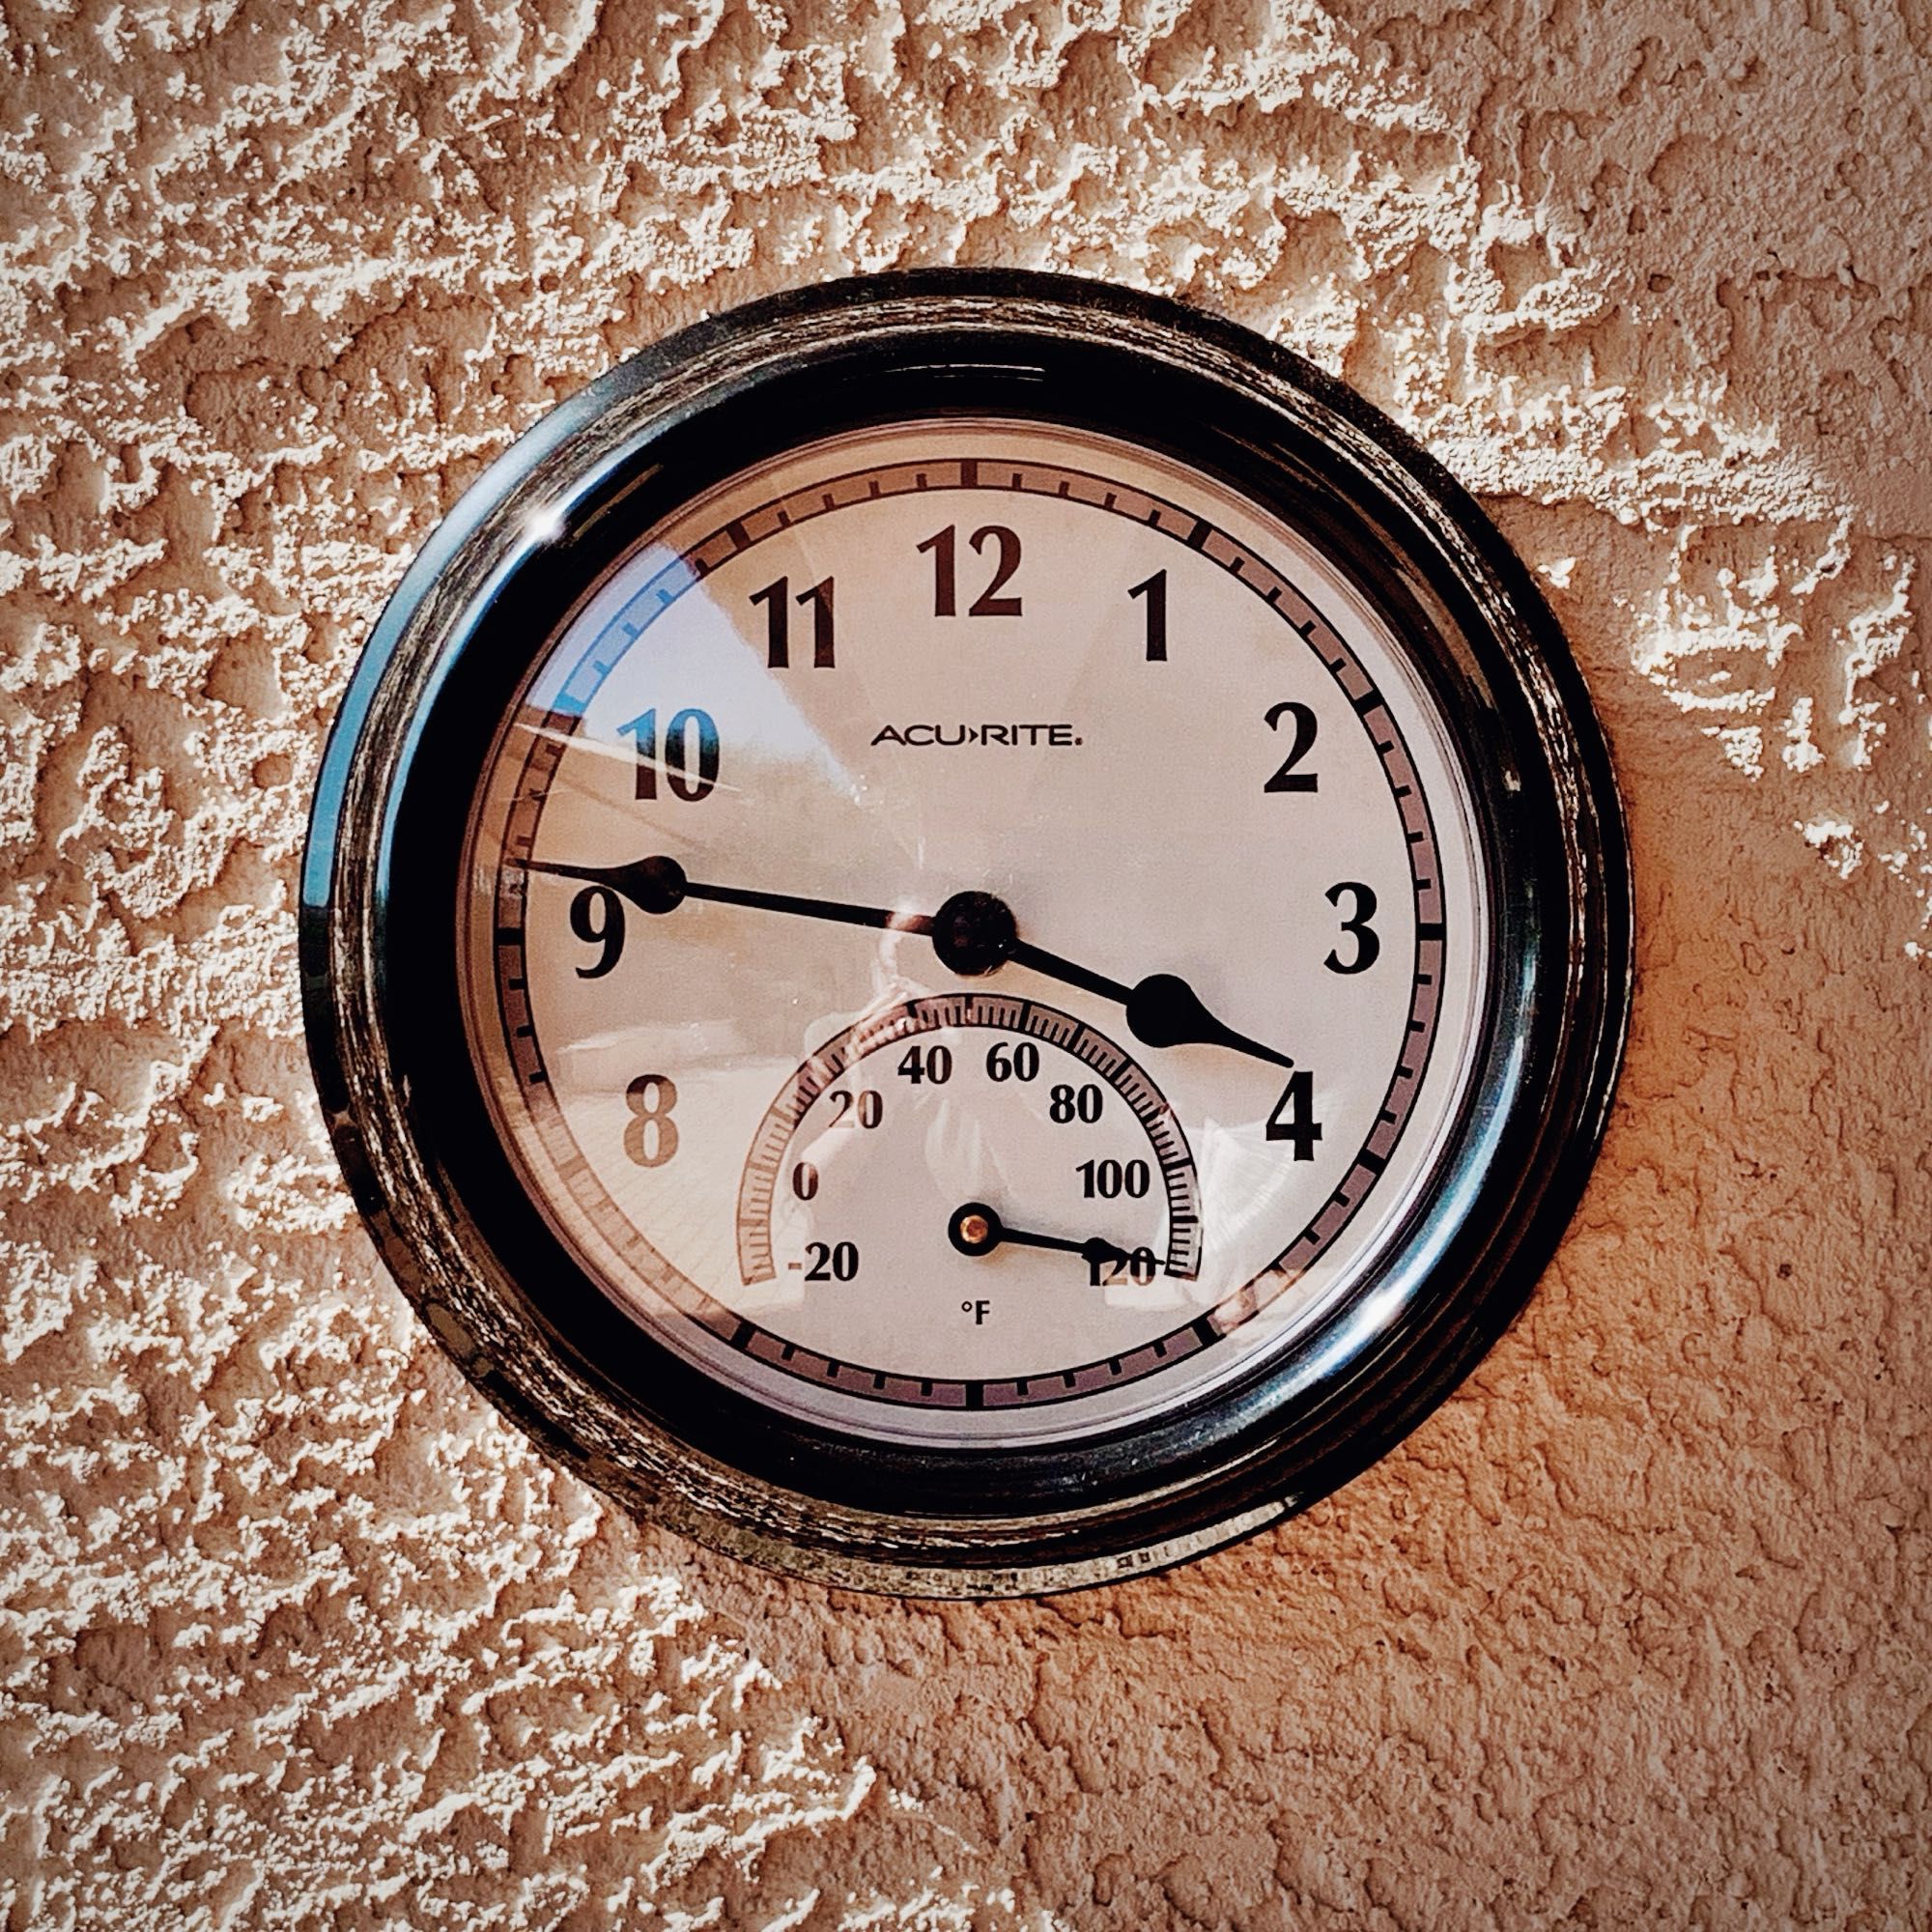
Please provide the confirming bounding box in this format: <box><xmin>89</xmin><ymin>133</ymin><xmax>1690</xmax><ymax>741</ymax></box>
<box><xmin>304</xmin><ymin>273</ymin><xmax>1630</xmax><ymax>1594</ymax></box>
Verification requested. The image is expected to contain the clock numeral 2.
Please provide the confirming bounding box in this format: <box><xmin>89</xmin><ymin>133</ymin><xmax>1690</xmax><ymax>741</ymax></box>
<box><xmin>621</xmin><ymin>707</ymin><xmax>719</xmax><ymax>802</ymax></box>
<box><xmin>1263</xmin><ymin>700</ymin><xmax>1319</xmax><ymax>793</ymax></box>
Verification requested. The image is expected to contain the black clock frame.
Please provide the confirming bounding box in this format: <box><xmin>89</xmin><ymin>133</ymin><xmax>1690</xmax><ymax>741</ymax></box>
<box><xmin>300</xmin><ymin>270</ymin><xmax>1632</xmax><ymax>1596</ymax></box>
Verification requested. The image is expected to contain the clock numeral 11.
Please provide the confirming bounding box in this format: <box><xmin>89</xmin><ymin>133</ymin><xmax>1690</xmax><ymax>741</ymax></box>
<box><xmin>751</xmin><ymin>575</ymin><xmax>835</xmax><ymax>668</ymax></box>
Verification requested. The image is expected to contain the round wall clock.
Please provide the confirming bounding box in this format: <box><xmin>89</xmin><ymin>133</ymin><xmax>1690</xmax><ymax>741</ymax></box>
<box><xmin>301</xmin><ymin>270</ymin><xmax>1631</xmax><ymax>1596</ymax></box>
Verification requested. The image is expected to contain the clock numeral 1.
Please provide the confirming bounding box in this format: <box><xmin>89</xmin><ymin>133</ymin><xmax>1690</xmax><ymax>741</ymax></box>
<box><xmin>1265</xmin><ymin>1069</ymin><xmax>1321</xmax><ymax>1160</ymax></box>
<box><xmin>620</xmin><ymin>706</ymin><xmax>720</xmax><ymax>802</ymax></box>
<box><xmin>1128</xmin><ymin>569</ymin><xmax>1167</xmax><ymax>661</ymax></box>
<box><xmin>750</xmin><ymin>575</ymin><xmax>835</xmax><ymax>668</ymax></box>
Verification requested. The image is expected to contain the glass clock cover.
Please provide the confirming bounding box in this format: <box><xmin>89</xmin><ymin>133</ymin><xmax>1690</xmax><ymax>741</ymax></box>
<box><xmin>302</xmin><ymin>273</ymin><xmax>1630</xmax><ymax>1595</ymax></box>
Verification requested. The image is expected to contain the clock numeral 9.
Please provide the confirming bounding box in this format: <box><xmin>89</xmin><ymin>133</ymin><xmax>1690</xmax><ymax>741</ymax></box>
<box><xmin>919</xmin><ymin>524</ymin><xmax>1023</xmax><ymax>617</ymax></box>
<box><xmin>621</xmin><ymin>706</ymin><xmax>720</xmax><ymax>802</ymax></box>
<box><xmin>569</xmin><ymin>885</ymin><xmax>625</xmax><ymax>978</ymax></box>
<box><xmin>624</xmin><ymin>1074</ymin><xmax>679</xmax><ymax>1167</ymax></box>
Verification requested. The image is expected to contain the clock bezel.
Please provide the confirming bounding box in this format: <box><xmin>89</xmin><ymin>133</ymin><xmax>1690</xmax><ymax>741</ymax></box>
<box><xmin>300</xmin><ymin>270</ymin><xmax>1632</xmax><ymax>1596</ymax></box>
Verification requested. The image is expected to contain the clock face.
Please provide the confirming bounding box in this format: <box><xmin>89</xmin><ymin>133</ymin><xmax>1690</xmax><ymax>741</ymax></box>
<box><xmin>306</xmin><ymin>272</ymin><xmax>1630</xmax><ymax>1593</ymax></box>
<box><xmin>460</xmin><ymin>420</ymin><xmax>1487</xmax><ymax>1446</ymax></box>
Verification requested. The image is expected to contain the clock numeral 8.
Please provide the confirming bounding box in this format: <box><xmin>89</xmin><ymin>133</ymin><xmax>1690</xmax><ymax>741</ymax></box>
<box><xmin>624</xmin><ymin>1074</ymin><xmax>679</xmax><ymax>1167</ymax></box>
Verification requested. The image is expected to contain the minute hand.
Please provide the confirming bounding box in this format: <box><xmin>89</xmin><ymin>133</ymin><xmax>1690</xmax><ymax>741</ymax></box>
<box><xmin>521</xmin><ymin>854</ymin><xmax>1293</xmax><ymax>1072</ymax></box>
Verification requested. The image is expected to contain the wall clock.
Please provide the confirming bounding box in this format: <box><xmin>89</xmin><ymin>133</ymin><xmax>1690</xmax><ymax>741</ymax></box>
<box><xmin>301</xmin><ymin>270</ymin><xmax>1631</xmax><ymax>1596</ymax></box>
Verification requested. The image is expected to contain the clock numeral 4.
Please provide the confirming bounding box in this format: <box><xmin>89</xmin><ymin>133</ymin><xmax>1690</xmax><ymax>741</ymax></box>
<box><xmin>1265</xmin><ymin>1069</ymin><xmax>1321</xmax><ymax>1160</ymax></box>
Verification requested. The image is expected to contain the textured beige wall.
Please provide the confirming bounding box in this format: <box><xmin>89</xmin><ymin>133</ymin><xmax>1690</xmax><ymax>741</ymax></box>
<box><xmin>2</xmin><ymin>2</ymin><xmax>1929</xmax><ymax>1925</ymax></box>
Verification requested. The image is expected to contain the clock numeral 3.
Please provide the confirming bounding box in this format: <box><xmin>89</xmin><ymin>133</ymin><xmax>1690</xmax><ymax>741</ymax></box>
<box><xmin>1324</xmin><ymin>881</ymin><xmax>1380</xmax><ymax>974</ymax></box>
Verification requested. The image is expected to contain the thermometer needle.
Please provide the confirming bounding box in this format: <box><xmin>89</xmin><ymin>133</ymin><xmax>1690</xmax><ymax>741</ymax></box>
<box><xmin>520</xmin><ymin>854</ymin><xmax>1294</xmax><ymax>1071</ymax></box>
<box><xmin>947</xmin><ymin>1202</ymin><xmax>1130</xmax><ymax>1276</ymax></box>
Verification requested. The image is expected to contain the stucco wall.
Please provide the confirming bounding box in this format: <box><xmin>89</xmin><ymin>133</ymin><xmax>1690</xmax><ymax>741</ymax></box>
<box><xmin>3</xmin><ymin>2</ymin><xmax>1928</xmax><ymax>1925</ymax></box>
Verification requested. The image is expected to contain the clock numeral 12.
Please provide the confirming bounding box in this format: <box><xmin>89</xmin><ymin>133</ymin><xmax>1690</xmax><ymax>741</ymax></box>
<box><xmin>919</xmin><ymin>525</ymin><xmax>1023</xmax><ymax>617</ymax></box>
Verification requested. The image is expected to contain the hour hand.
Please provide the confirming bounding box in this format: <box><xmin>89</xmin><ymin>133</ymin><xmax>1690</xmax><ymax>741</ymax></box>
<box><xmin>521</xmin><ymin>855</ymin><xmax>1293</xmax><ymax>1071</ymax></box>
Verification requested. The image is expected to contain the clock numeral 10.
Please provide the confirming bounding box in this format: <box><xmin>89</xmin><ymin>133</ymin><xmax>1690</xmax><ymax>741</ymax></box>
<box><xmin>621</xmin><ymin>706</ymin><xmax>720</xmax><ymax>802</ymax></box>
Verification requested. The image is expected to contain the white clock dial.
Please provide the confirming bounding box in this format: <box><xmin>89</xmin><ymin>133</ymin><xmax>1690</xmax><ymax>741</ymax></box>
<box><xmin>460</xmin><ymin>419</ymin><xmax>1487</xmax><ymax>1446</ymax></box>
